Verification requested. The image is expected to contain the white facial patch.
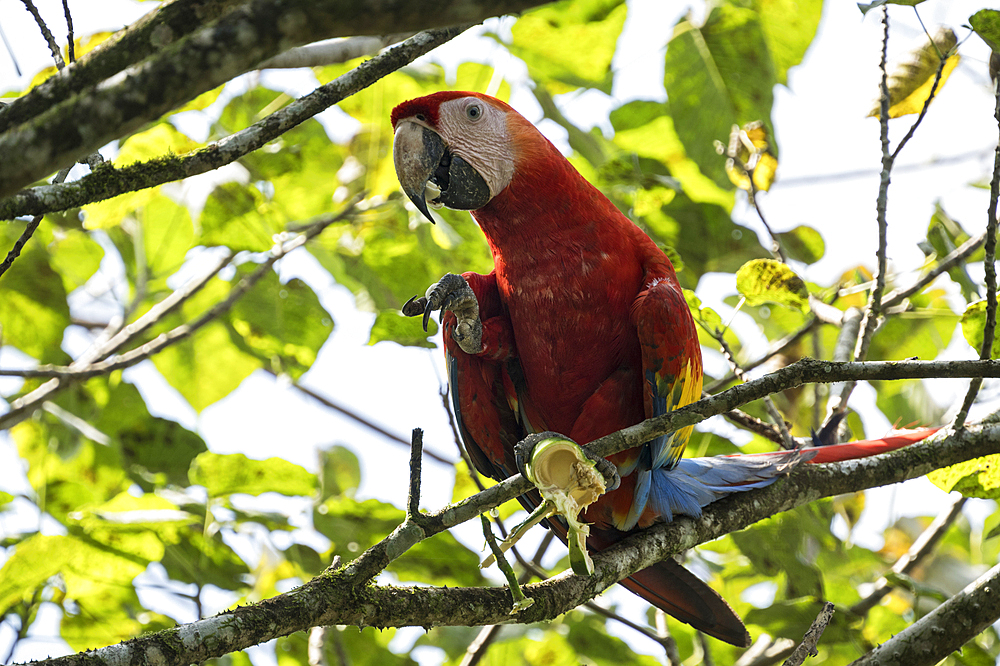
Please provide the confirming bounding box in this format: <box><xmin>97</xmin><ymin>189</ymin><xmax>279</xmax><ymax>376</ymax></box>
<box><xmin>436</xmin><ymin>97</ymin><xmax>516</xmax><ymax>199</ymax></box>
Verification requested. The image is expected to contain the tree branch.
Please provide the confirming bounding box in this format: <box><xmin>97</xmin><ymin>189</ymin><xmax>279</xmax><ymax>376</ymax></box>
<box><xmin>0</xmin><ymin>0</ymin><xmax>551</xmax><ymax>200</ymax></box>
<box><xmin>16</xmin><ymin>421</ymin><xmax>1000</xmax><ymax>666</ymax></box>
<box><xmin>0</xmin><ymin>24</ymin><xmax>475</xmax><ymax>221</ymax></box>
<box><xmin>848</xmin><ymin>561</ymin><xmax>1000</xmax><ymax>666</ymax></box>
<box><xmin>0</xmin><ymin>200</ymin><xmax>358</xmax><ymax>431</ymax></box>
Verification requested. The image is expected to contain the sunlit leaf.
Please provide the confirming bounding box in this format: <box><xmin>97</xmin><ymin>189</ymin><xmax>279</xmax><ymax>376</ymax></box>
<box><xmin>757</xmin><ymin>0</ymin><xmax>823</xmax><ymax>84</ymax></box>
<box><xmin>776</xmin><ymin>225</ymin><xmax>825</xmax><ymax>264</ymax></box>
<box><xmin>858</xmin><ymin>0</ymin><xmax>927</xmax><ymax>15</ymax></box>
<box><xmin>48</xmin><ymin>229</ymin><xmax>105</xmax><ymax>292</ymax></box>
<box><xmin>510</xmin><ymin>0</ymin><xmax>626</xmax><ymax>94</ymax></box>
<box><xmin>0</xmin><ymin>226</ymin><xmax>71</xmax><ymax>364</ymax></box>
<box><xmin>971</xmin><ymin>10</ymin><xmax>1000</xmax><ymax>53</ymax></box>
<box><xmin>319</xmin><ymin>445</ymin><xmax>362</xmax><ymax>501</ymax></box>
<box><xmin>961</xmin><ymin>300</ymin><xmax>1000</xmax><ymax>358</ymax></box>
<box><xmin>190</xmin><ymin>452</ymin><xmax>317</xmax><ymax>498</ymax></box>
<box><xmin>736</xmin><ymin>259</ymin><xmax>810</xmax><ymax>311</ymax></box>
<box><xmin>929</xmin><ymin>455</ymin><xmax>1000</xmax><ymax>499</ymax></box>
<box><xmin>868</xmin><ymin>28</ymin><xmax>959</xmax><ymax>119</ymax></box>
<box><xmin>665</xmin><ymin>5</ymin><xmax>777</xmax><ymax>186</ymax></box>
<box><xmin>226</xmin><ymin>268</ymin><xmax>332</xmax><ymax>378</ymax></box>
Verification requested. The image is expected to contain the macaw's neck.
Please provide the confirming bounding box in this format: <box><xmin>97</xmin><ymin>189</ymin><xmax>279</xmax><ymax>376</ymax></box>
<box><xmin>470</xmin><ymin>140</ymin><xmax>624</xmax><ymax>256</ymax></box>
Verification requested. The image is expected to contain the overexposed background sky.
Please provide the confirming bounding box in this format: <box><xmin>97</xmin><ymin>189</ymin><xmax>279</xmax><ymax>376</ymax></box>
<box><xmin>0</xmin><ymin>0</ymin><xmax>997</xmax><ymax>662</ymax></box>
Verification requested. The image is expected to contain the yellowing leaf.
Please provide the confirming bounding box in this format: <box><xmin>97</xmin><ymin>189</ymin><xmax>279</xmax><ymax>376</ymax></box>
<box><xmin>725</xmin><ymin>121</ymin><xmax>778</xmax><ymax>192</ymax></box>
<box><xmin>869</xmin><ymin>28</ymin><xmax>959</xmax><ymax>119</ymax></box>
<box><xmin>961</xmin><ymin>300</ymin><xmax>1000</xmax><ymax>358</ymax></box>
<box><xmin>928</xmin><ymin>455</ymin><xmax>1000</xmax><ymax>499</ymax></box>
<box><xmin>736</xmin><ymin>259</ymin><xmax>810</xmax><ymax>311</ymax></box>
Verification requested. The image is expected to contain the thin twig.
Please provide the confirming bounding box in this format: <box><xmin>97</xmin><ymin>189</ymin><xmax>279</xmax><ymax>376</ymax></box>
<box><xmin>269</xmin><ymin>369</ymin><xmax>454</xmax><ymax>465</ymax></box>
<box><xmin>654</xmin><ymin>610</ymin><xmax>682</xmax><ymax>666</ymax></box>
<box><xmin>0</xmin><ymin>166</ymin><xmax>71</xmax><ymax>279</ymax></box>
<box><xmin>716</xmin><ymin>333</ymin><xmax>795</xmax><ymax>449</ymax></box>
<box><xmin>459</xmin><ymin>532</ymin><xmax>554</xmax><ymax>666</ymax></box>
<box><xmin>783</xmin><ymin>602</ymin><xmax>834</xmax><ymax>666</ymax></box>
<box><xmin>407</xmin><ymin>428</ymin><xmax>424</xmax><ymax>521</ymax></box>
<box><xmin>718</xmin><ymin>403</ymin><xmax>786</xmax><ymax>446</ymax></box>
<box><xmin>832</xmin><ymin>6</ymin><xmax>952</xmax><ymax>421</ymax></box>
<box><xmin>61</xmin><ymin>0</ymin><xmax>74</xmax><ymax>62</ymax></box>
<box><xmin>850</xmin><ymin>495</ymin><xmax>966</xmax><ymax>616</ymax></box>
<box><xmin>882</xmin><ymin>230</ymin><xmax>987</xmax><ymax>309</ymax></box>
<box><xmin>20</xmin><ymin>0</ymin><xmax>64</xmax><ymax>69</ymax></box>
<box><xmin>0</xmin><ymin>199</ymin><xmax>358</xmax><ymax>430</ymax></box>
<box><xmin>953</xmin><ymin>74</ymin><xmax>1000</xmax><ymax>428</ymax></box>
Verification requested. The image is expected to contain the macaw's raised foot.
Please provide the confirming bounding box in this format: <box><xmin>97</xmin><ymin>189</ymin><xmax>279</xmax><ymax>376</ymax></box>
<box><xmin>403</xmin><ymin>272</ymin><xmax>482</xmax><ymax>354</ymax></box>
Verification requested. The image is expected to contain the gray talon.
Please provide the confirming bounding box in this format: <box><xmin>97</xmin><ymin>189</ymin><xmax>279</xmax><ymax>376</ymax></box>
<box><xmin>406</xmin><ymin>273</ymin><xmax>483</xmax><ymax>354</ymax></box>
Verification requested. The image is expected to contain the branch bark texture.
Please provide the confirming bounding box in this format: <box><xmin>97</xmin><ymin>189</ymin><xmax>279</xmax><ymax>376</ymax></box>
<box><xmin>18</xmin><ymin>422</ymin><xmax>1000</xmax><ymax>666</ymax></box>
<box><xmin>0</xmin><ymin>0</ymin><xmax>549</xmax><ymax>200</ymax></box>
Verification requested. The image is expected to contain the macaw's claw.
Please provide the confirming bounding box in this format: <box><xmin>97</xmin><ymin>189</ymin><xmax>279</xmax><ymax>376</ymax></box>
<box><xmin>406</xmin><ymin>273</ymin><xmax>483</xmax><ymax>354</ymax></box>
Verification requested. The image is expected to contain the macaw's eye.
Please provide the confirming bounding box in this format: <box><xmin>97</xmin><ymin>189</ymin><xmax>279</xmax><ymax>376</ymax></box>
<box><xmin>466</xmin><ymin>104</ymin><xmax>483</xmax><ymax>121</ymax></box>
<box><xmin>415</xmin><ymin>113</ymin><xmax>426</xmax><ymax>122</ymax></box>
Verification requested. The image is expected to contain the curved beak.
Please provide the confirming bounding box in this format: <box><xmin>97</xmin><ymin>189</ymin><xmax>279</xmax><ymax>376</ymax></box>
<box><xmin>393</xmin><ymin>120</ymin><xmax>491</xmax><ymax>224</ymax></box>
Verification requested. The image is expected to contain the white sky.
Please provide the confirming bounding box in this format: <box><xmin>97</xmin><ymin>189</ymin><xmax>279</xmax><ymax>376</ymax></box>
<box><xmin>0</xmin><ymin>0</ymin><xmax>997</xmax><ymax>662</ymax></box>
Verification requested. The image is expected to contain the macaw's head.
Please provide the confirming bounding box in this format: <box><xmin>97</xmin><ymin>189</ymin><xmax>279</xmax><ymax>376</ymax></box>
<box><xmin>391</xmin><ymin>91</ymin><xmax>522</xmax><ymax>223</ymax></box>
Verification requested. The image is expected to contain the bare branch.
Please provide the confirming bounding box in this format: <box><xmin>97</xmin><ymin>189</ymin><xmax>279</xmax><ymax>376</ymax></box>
<box><xmin>259</xmin><ymin>34</ymin><xmax>415</xmax><ymax>69</ymax></box>
<box><xmin>848</xmin><ymin>561</ymin><xmax>1000</xmax><ymax>666</ymax></box>
<box><xmin>0</xmin><ymin>0</ymin><xmax>550</xmax><ymax>200</ymax></box>
<box><xmin>850</xmin><ymin>495</ymin><xmax>966</xmax><ymax>616</ymax></box>
<box><xmin>783</xmin><ymin>603</ymin><xmax>834</xmax><ymax>666</ymax></box>
<box><xmin>0</xmin><ymin>24</ymin><xmax>473</xmax><ymax>220</ymax></box>
<box><xmin>19</xmin><ymin>0</ymin><xmax>64</xmax><ymax>70</ymax></box>
<box><xmin>954</xmin><ymin>74</ymin><xmax>1000</xmax><ymax>427</ymax></box>
<box><xmin>0</xmin><ymin>200</ymin><xmax>358</xmax><ymax>430</ymax></box>
<box><xmin>18</xmin><ymin>420</ymin><xmax>998</xmax><ymax>666</ymax></box>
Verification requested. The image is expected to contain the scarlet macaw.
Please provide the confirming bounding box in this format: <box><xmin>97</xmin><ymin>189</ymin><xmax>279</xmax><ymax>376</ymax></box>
<box><xmin>391</xmin><ymin>91</ymin><xmax>933</xmax><ymax>646</ymax></box>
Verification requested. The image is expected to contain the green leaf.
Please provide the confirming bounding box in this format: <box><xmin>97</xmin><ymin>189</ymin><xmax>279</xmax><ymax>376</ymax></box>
<box><xmin>226</xmin><ymin>267</ymin><xmax>333</xmax><ymax>378</ymax></box>
<box><xmin>776</xmin><ymin>225</ymin><xmax>825</xmax><ymax>264</ymax></box>
<box><xmin>665</xmin><ymin>5</ymin><xmax>777</xmax><ymax>186</ymax></box>
<box><xmin>928</xmin><ymin>455</ymin><xmax>1000</xmax><ymax>499</ymax></box>
<box><xmin>48</xmin><ymin>229</ymin><xmax>105</xmax><ymax>292</ymax></box>
<box><xmin>971</xmin><ymin>10</ymin><xmax>1000</xmax><ymax>53</ymax></box>
<box><xmin>736</xmin><ymin>259</ymin><xmax>810</xmax><ymax>311</ymax></box>
<box><xmin>149</xmin><ymin>278</ymin><xmax>260</xmax><ymax>411</ymax></box>
<box><xmin>0</xmin><ymin>226</ymin><xmax>71</xmax><ymax>364</ymax></box>
<box><xmin>961</xmin><ymin>301</ymin><xmax>1000</xmax><ymax>358</ymax></box>
<box><xmin>757</xmin><ymin>0</ymin><xmax>823</xmax><ymax>84</ymax></box>
<box><xmin>160</xmin><ymin>528</ymin><xmax>251</xmax><ymax>590</ymax></box>
<box><xmin>0</xmin><ymin>534</ymin><xmax>148</xmax><ymax>617</ymax></box>
<box><xmin>922</xmin><ymin>203</ymin><xmax>981</xmax><ymax>301</ymax></box>
<box><xmin>95</xmin><ymin>381</ymin><xmax>208</xmax><ymax>490</ymax></box>
<box><xmin>858</xmin><ymin>0</ymin><xmax>926</xmax><ymax>15</ymax></box>
<box><xmin>200</xmin><ymin>181</ymin><xmax>284</xmax><ymax>252</ymax></box>
<box><xmin>13</xmin><ymin>418</ymin><xmax>129</xmax><ymax>524</ymax></box>
<box><xmin>190</xmin><ymin>452</ymin><xmax>317</xmax><ymax>498</ymax></box>
<box><xmin>319</xmin><ymin>445</ymin><xmax>362</xmax><ymax>501</ymax></box>
<box><xmin>510</xmin><ymin>0</ymin><xmax>626</xmax><ymax>94</ymax></box>
<box><xmin>61</xmin><ymin>583</ymin><xmax>173</xmax><ymax>651</ymax></box>
<box><xmin>369</xmin><ymin>310</ymin><xmax>436</xmax><ymax>347</ymax></box>
<box><xmin>610</xmin><ymin>102</ymin><xmax>734</xmax><ymax>208</ymax></box>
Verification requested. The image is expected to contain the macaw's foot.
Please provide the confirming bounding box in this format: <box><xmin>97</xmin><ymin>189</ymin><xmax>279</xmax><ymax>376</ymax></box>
<box><xmin>403</xmin><ymin>273</ymin><xmax>483</xmax><ymax>354</ymax></box>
